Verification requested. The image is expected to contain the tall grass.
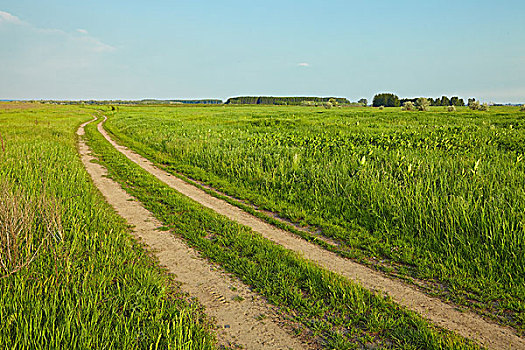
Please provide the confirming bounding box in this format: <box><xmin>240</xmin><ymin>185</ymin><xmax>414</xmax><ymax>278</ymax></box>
<box><xmin>0</xmin><ymin>180</ymin><xmax>62</xmax><ymax>278</ymax></box>
<box><xmin>105</xmin><ymin>105</ymin><xmax>525</xmax><ymax>331</ymax></box>
<box><xmin>87</xmin><ymin>111</ymin><xmax>480</xmax><ymax>349</ymax></box>
<box><xmin>0</xmin><ymin>104</ymin><xmax>213</xmax><ymax>349</ymax></box>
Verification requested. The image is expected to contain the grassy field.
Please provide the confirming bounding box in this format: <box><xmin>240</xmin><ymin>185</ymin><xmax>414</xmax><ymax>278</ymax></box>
<box><xmin>0</xmin><ymin>104</ymin><xmax>214</xmax><ymax>349</ymax></box>
<box><xmin>103</xmin><ymin>105</ymin><xmax>525</xmax><ymax>332</ymax></box>
<box><xmin>85</xmin><ymin>110</ymin><xmax>480</xmax><ymax>349</ymax></box>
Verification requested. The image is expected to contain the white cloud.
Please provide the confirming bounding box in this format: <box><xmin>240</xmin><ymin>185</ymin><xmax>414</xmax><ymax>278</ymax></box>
<box><xmin>0</xmin><ymin>10</ymin><xmax>24</xmax><ymax>25</ymax></box>
<box><xmin>0</xmin><ymin>10</ymin><xmax>114</xmax><ymax>52</ymax></box>
<box><xmin>297</xmin><ymin>62</ymin><xmax>310</xmax><ymax>67</ymax></box>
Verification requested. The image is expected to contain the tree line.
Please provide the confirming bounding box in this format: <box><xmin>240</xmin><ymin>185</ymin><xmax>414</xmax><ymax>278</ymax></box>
<box><xmin>169</xmin><ymin>99</ymin><xmax>223</xmax><ymax>104</ymax></box>
<box><xmin>225</xmin><ymin>96</ymin><xmax>351</xmax><ymax>105</ymax></box>
<box><xmin>39</xmin><ymin>99</ymin><xmax>223</xmax><ymax>105</ymax></box>
<box><xmin>35</xmin><ymin>94</ymin><xmax>483</xmax><ymax>108</ymax></box>
<box><xmin>373</xmin><ymin>93</ymin><xmax>468</xmax><ymax>107</ymax></box>
<box><xmin>400</xmin><ymin>96</ymin><xmax>465</xmax><ymax>107</ymax></box>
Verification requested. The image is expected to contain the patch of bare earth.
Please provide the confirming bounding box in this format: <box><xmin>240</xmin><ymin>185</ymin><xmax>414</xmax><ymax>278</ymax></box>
<box><xmin>77</xmin><ymin>118</ymin><xmax>311</xmax><ymax>350</ymax></box>
<box><xmin>0</xmin><ymin>102</ymin><xmax>42</xmax><ymax>111</ymax></box>
<box><xmin>97</xmin><ymin>116</ymin><xmax>525</xmax><ymax>350</ymax></box>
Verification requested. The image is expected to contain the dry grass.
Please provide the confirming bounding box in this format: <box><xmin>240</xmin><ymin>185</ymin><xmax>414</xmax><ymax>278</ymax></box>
<box><xmin>0</xmin><ymin>102</ymin><xmax>42</xmax><ymax>111</ymax></box>
<box><xmin>0</xmin><ymin>131</ymin><xmax>4</xmax><ymax>154</ymax></box>
<box><xmin>0</xmin><ymin>180</ymin><xmax>62</xmax><ymax>278</ymax></box>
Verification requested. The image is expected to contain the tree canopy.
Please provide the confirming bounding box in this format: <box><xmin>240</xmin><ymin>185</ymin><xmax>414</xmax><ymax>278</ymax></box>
<box><xmin>372</xmin><ymin>93</ymin><xmax>400</xmax><ymax>107</ymax></box>
<box><xmin>225</xmin><ymin>96</ymin><xmax>350</xmax><ymax>105</ymax></box>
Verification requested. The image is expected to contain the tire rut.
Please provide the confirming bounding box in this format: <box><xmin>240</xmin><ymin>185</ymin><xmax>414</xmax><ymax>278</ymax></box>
<box><xmin>97</xmin><ymin>116</ymin><xmax>525</xmax><ymax>350</ymax></box>
<box><xmin>77</xmin><ymin>117</ymin><xmax>309</xmax><ymax>350</ymax></box>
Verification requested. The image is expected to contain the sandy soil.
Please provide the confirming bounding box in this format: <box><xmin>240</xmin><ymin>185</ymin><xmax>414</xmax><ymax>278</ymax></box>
<box><xmin>77</xmin><ymin>117</ymin><xmax>310</xmax><ymax>350</ymax></box>
<box><xmin>97</xmin><ymin>116</ymin><xmax>525</xmax><ymax>350</ymax></box>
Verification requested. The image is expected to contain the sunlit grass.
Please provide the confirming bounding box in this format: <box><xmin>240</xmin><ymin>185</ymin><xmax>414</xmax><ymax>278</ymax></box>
<box><xmin>0</xmin><ymin>104</ymin><xmax>214</xmax><ymax>349</ymax></box>
<box><xmin>105</xmin><ymin>105</ymin><xmax>525</xmax><ymax>331</ymax></box>
<box><xmin>90</xmin><ymin>109</ymin><xmax>482</xmax><ymax>348</ymax></box>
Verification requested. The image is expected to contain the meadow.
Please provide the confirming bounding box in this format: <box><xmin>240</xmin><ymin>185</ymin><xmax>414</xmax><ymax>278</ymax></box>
<box><xmin>0</xmin><ymin>104</ymin><xmax>213</xmax><ymax>349</ymax></box>
<box><xmin>86</xmin><ymin>109</ymin><xmax>480</xmax><ymax>349</ymax></box>
<box><xmin>104</xmin><ymin>105</ymin><xmax>525</xmax><ymax>332</ymax></box>
<box><xmin>2</xmin><ymin>102</ymin><xmax>521</xmax><ymax>349</ymax></box>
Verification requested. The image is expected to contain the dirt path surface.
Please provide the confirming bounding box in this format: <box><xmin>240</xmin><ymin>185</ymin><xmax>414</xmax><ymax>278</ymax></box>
<box><xmin>97</xmin><ymin>116</ymin><xmax>525</xmax><ymax>350</ymax></box>
<box><xmin>77</xmin><ymin>118</ymin><xmax>309</xmax><ymax>350</ymax></box>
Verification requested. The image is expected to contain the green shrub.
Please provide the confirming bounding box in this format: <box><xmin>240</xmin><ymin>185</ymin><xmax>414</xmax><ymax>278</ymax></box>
<box><xmin>416</xmin><ymin>98</ymin><xmax>430</xmax><ymax>111</ymax></box>
<box><xmin>479</xmin><ymin>103</ymin><xmax>489</xmax><ymax>111</ymax></box>
<box><xmin>469</xmin><ymin>100</ymin><xmax>480</xmax><ymax>110</ymax></box>
<box><xmin>301</xmin><ymin>101</ymin><xmax>316</xmax><ymax>107</ymax></box>
<box><xmin>402</xmin><ymin>101</ymin><xmax>415</xmax><ymax>111</ymax></box>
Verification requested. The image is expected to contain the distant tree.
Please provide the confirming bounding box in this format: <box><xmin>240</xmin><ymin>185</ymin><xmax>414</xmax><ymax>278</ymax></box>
<box><xmin>402</xmin><ymin>101</ymin><xmax>415</xmax><ymax>111</ymax></box>
<box><xmin>372</xmin><ymin>94</ymin><xmax>384</xmax><ymax>107</ymax></box>
<box><xmin>449</xmin><ymin>96</ymin><xmax>465</xmax><ymax>106</ymax></box>
<box><xmin>373</xmin><ymin>93</ymin><xmax>400</xmax><ymax>107</ymax></box>
<box><xmin>416</xmin><ymin>98</ymin><xmax>430</xmax><ymax>111</ymax></box>
<box><xmin>328</xmin><ymin>98</ymin><xmax>338</xmax><ymax>106</ymax></box>
<box><xmin>468</xmin><ymin>98</ymin><xmax>476</xmax><ymax>106</ymax></box>
<box><xmin>358</xmin><ymin>98</ymin><xmax>368</xmax><ymax>106</ymax></box>
<box><xmin>440</xmin><ymin>96</ymin><xmax>450</xmax><ymax>106</ymax></box>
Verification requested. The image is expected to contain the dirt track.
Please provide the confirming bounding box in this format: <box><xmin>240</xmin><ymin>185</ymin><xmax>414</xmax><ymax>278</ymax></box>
<box><xmin>96</xmin><ymin>116</ymin><xmax>525</xmax><ymax>350</ymax></box>
<box><xmin>77</xmin><ymin>117</ymin><xmax>309</xmax><ymax>350</ymax></box>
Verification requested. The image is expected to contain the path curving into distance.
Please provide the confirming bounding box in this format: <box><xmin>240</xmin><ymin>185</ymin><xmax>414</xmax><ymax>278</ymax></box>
<box><xmin>96</xmin><ymin>115</ymin><xmax>525</xmax><ymax>350</ymax></box>
<box><xmin>77</xmin><ymin>117</ymin><xmax>309</xmax><ymax>350</ymax></box>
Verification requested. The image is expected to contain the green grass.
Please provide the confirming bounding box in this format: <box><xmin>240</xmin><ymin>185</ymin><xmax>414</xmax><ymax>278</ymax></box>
<box><xmin>0</xmin><ymin>104</ymin><xmax>214</xmax><ymax>349</ymax></box>
<box><xmin>103</xmin><ymin>105</ymin><xmax>525</xmax><ymax>332</ymax></box>
<box><xmin>86</xmin><ymin>110</ymin><xmax>481</xmax><ymax>349</ymax></box>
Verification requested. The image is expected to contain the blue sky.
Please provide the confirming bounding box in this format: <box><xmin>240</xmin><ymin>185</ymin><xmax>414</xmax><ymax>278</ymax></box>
<box><xmin>1</xmin><ymin>0</ymin><xmax>524</xmax><ymax>102</ymax></box>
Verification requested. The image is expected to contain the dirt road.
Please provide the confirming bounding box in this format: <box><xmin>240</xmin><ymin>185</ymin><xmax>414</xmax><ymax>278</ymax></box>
<box><xmin>77</xmin><ymin>117</ymin><xmax>310</xmax><ymax>350</ymax></box>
